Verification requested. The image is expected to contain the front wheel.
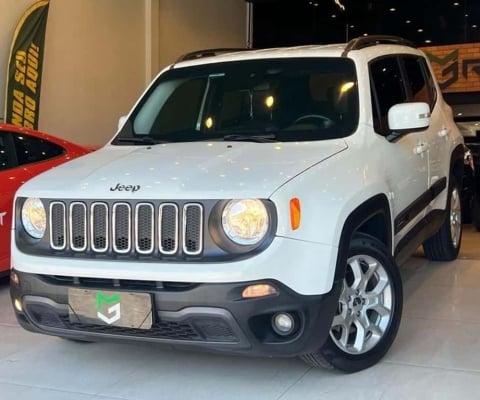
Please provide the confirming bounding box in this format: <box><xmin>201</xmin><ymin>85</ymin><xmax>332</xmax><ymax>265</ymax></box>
<box><xmin>301</xmin><ymin>233</ymin><xmax>403</xmax><ymax>372</ymax></box>
<box><xmin>423</xmin><ymin>177</ymin><xmax>462</xmax><ymax>261</ymax></box>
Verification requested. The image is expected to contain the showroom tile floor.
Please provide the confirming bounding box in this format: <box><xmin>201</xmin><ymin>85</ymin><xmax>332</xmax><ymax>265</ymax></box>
<box><xmin>1</xmin><ymin>227</ymin><xmax>480</xmax><ymax>399</ymax></box>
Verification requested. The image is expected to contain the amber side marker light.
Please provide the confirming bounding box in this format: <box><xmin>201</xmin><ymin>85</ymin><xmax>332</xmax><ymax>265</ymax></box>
<box><xmin>242</xmin><ymin>284</ymin><xmax>278</xmax><ymax>299</ymax></box>
<box><xmin>290</xmin><ymin>197</ymin><xmax>301</xmax><ymax>230</ymax></box>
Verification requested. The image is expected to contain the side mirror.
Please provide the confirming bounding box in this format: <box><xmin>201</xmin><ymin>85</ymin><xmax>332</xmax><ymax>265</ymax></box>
<box><xmin>388</xmin><ymin>102</ymin><xmax>430</xmax><ymax>132</ymax></box>
<box><xmin>117</xmin><ymin>115</ymin><xmax>128</xmax><ymax>131</ymax></box>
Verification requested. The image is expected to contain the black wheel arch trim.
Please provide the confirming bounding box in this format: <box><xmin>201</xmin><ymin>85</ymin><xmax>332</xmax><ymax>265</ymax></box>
<box><xmin>334</xmin><ymin>194</ymin><xmax>392</xmax><ymax>282</ymax></box>
<box><xmin>451</xmin><ymin>143</ymin><xmax>465</xmax><ymax>181</ymax></box>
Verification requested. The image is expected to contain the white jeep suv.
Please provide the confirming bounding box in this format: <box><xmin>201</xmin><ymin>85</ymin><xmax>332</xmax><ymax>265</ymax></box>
<box><xmin>10</xmin><ymin>35</ymin><xmax>464</xmax><ymax>372</ymax></box>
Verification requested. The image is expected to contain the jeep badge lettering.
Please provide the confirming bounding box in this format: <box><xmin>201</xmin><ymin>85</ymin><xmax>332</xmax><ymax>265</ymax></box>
<box><xmin>110</xmin><ymin>183</ymin><xmax>140</xmax><ymax>193</ymax></box>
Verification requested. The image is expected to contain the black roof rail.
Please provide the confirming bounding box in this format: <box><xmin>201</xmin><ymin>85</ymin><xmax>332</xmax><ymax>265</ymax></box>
<box><xmin>175</xmin><ymin>48</ymin><xmax>252</xmax><ymax>63</ymax></box>
<box><xmin>342</xmin><ymin>35</ymin><xmax>416</xmax><ymax>57</ymax></box>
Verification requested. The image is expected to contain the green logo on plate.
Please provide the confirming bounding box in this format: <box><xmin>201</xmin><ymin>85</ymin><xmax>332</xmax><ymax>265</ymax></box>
<box><xmin>96</xmin><ymin>292</ymin><xmax>121</xmax><ymax>325</ymax></box>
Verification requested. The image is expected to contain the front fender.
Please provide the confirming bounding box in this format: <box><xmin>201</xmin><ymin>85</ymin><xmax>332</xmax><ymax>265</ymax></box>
<box><xmin>269</xmin><ymin>156</ymin><xmax>393</xmax><ymax>253</ymax></box>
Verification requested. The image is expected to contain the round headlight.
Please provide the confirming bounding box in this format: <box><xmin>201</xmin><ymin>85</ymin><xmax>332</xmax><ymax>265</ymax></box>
<box><xmin>21</xmin><ymin>197</ymin><xmax>46</xmax><ymax>239</ymax></box>
<box><xmin>222</xmin><ymin>199</ymin><xmax>269</xmax><ymax>245</ymax></box>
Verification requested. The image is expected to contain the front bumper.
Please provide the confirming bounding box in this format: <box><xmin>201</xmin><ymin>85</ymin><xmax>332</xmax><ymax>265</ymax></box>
<box><xmin>10</xmin><ymin>270</ymin><xmax>341</xmax><ymax>357</ymax></box>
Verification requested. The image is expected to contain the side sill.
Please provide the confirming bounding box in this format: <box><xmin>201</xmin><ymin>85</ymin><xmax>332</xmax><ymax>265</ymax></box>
<box><xmin>394</xmin><ymin>209</ymin><xmax>445</xmax><ymax>265</ymax></box>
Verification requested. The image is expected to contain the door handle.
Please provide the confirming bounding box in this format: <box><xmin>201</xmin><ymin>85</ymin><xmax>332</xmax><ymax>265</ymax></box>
<box><xmin>414</xmin><ymin>143</ymin><xmax>427</xmax><ymax>155</ymax></box>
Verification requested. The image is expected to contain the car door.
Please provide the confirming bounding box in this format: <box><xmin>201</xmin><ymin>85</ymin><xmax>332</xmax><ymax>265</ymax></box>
<box><xmin>400</xmin><ymin>55</ymin><xmax>449</xmax><ymax>210</ymax></box>
<box><xmin>369</xmin><ymin>56</ymin><xmax>429</xmax><ymax>244</ymax></box>
<box><xmin>0</xmin><ymin>131</ymin><xmax>34</xmax><ymax>272</ymax></box>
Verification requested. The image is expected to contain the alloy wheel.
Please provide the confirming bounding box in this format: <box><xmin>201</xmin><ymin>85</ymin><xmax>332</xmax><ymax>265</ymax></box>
<box><xmin>330</xmin><ymin>254</ymin><xmax>393</xmax><ymax>355</ymax></box>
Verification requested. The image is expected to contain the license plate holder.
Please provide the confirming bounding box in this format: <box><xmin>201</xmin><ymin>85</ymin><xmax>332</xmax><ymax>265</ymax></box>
<box><xmin>68</xmin><ymin>288</ymin><xmax>152</xmax><ymax>329</ymax></box>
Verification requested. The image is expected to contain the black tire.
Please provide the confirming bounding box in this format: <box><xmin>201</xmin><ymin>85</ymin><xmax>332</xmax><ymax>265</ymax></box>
<box><xmin>461</xmin><ymin>192</ymin><xmax>472</xmax><ymax>223</ymax></box>
<box><xmin>473</xmin><ymin>196</ymin><xmax>480</xmax><ymax>232</ymax></box>
<box><xmin>301</xmin><ymin>233</ymin><xmax>403</xmax><ymax>373</ymax></box>
<box><xmin>423</xmin><ymin>178</ymin><xmax>462</xmax><ymax>261</ymax></box>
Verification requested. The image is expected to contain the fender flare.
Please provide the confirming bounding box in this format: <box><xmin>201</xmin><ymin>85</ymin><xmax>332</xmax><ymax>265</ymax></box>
<box><xmin>450</xmin><ymin>143</ymin><xmax>465</xmax><ymax>182</ymax></box>
<box><xmin>333</xmin><ymin>194</ymin><xmax>392</xmax><ymax>282</ymax></box>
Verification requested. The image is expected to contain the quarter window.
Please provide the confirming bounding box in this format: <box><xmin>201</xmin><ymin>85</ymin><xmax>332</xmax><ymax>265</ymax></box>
<box><xmin>13</xmin><ymin>134</ymin><xmax>64</xmax><ymax>165</ymax></box>
<box><xmin>402</xmin><ymin>56</ymin><xmax>435</xmax><ymax>108</ymax></box>
<box><xmin>419</xmin><ymin>58</ymin><xmax>437</xmax><ymax>108</ymax></box>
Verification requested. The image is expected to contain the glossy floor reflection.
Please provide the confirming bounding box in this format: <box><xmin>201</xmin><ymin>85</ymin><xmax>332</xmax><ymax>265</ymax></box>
<box><xmin>0</xmin><ymin>226</ymin><xmax>480</xmax><ymax>399</ymax></box>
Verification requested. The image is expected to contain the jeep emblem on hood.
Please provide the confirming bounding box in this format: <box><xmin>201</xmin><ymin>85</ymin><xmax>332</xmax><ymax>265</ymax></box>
<box><xmin>110</xmin><ymin>183</ymin><xmax>141</xmax><ymax>193</ymax></box>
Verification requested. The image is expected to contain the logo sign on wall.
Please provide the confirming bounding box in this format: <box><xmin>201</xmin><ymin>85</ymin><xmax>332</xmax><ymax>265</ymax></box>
<box><xmin>4</xmin><ymin>0</ymin><xmax>50</xmax><ymax>129</ymax></box>
<box><xmin>422</xmin><ymin>43</ymin><xmax>480</xmax><ymax>93</ymax></box>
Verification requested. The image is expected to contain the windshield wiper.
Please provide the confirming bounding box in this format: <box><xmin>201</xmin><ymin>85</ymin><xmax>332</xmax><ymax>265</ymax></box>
<box><xmin>114</xmin><ymin>137</ymin><xmax>168</xmax><ymax>145</ymax></box>
<box><xmin>223</xmin><ymin>133</ymin><xmax>277</xmax><ymax>143</ymax></box>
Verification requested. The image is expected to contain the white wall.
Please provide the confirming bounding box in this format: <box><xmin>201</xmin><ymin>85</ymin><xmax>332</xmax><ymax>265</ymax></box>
<box><xmin>0</xmin><ymin>0</ymin><xmax>36</xmax><ymax>121</ymax></box>
<box><xmin>39</xmin><ymin>0</ymin><xmax>146</xmax><ymax>146</ymax></box>
<box><xmin>1</xmin><ymin>0</ymin><xmax>248</xmax><ymax>146</ymax></box>
<box><xmin>158</xmin><ymin>0</ymin><xmax>248</xmax><ymax>69</ymax></box>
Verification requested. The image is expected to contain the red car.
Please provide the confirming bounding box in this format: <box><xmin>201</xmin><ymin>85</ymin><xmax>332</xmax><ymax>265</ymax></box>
<box><xmin>0</xmin><ymin>123</ymin><xmax>94</xmax><ymax>276</ymax></box>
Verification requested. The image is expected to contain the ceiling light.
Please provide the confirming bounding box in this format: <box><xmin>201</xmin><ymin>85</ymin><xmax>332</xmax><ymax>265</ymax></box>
<box><xmin>349</xmin><ymin>24</ymin><xmax>355</xmax><ymax>28</ymax></box>
<box><xmin>417</xmin><ymin>28</ymin><xmax>424</xmax><ymax>32</ymax></box>
<box><xmin>425</xmin><ymin>39</ymin><xmax>432</xmax><ymax>44</ymax></box>
<box><xmin>453</xmin><ymin>2</ymin><xmax>460</xmax><ymax>6</ymax></box>
<box><xmin>473</xmin><ymin>24</ymin><xmax>478</xmax><ymax>28</ymax></box>
<box><xmin>405</xmin><ymin>20</ymin><xmax>411</xmax><ymax>24</ymax></box>
<box><xmin>331</xmin><ymin>14</ymin><xmax>337</xmax><ymax>18</ymax></box>
<box><xmin>389</xmin><ymin>8</ymin><xmax>396</xmax><ymax>12</ymax></box>
<box><xmin>363</xmin><ymin>33</ymin><xmax>368</xmax><ymax>36</ymax></box>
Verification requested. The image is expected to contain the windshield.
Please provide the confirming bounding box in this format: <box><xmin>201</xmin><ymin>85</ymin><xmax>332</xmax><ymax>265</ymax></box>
<box><xmin>113</xmin><ymin>58</ymin><xmax>359</xmax><ymax>145</ymax></box>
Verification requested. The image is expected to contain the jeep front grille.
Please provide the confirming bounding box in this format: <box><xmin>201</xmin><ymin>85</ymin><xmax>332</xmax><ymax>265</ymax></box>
<box><xmin>48</xmin><ymin>201</ymin><xmax>203</xmax><ymax>257</ymax></box>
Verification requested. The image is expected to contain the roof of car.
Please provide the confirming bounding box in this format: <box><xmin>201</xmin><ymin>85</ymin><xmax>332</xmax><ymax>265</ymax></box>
<box><xmin>173</xmin><ymin>35</ymin><xmax>420</xmax><ymax>69</ymax></box>
<box><xmin>173</xmin><ymin>44</ymin><xmax>347</xmax><ymax>68</ymax></box>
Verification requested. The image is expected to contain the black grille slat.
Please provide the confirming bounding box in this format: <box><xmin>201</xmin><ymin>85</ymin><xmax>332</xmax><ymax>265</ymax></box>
<box><xmin>70</xmin><ymin>202</ymin><xmax>87</xmax><ymax>251</ymax></box>
<box><xmin>159</xmin><ymin>204</ymin><xmax>178</xmax><ymax>254</ymax></box>
<box><xmin>50</xmin><ymin>202</ymin><xmax>66</xmax><ymax>250</ymax></box>
<box><xmin>136</xmin><ymin>203</ymin><xmax>154</xmax><ymax>254</ymax></box>
<box><xmin>91</xmin><ymin>203</ymin><xmax>108</xmax><ymax>252</ymax></box>
<box><xmin>48</xmin><ymin>200</ymin><xmax>203</xmax><ymax>257</ymax></box>
<box><xmin>25</xmin><ymin>304</ymin><xmax>238</xmax><ymax>342</ymax></box>
<box><xmin>66</xmin><ymin>320</ymin><xmax>201</xmax><ymax>340</ymax></box>
<box><xmin>183</xmin><ymin>204</ymin><xmax>203</xmax><ymax>255</ymax></box>
<box><xmin>113</xmin><ymin>203</ymin><xmax>131</xmax><ymax>253</ymax></box>
<box><xmin>28</xmin><ymin>304</ymin><xmax>66</xmax><ymax>328</ymax></box>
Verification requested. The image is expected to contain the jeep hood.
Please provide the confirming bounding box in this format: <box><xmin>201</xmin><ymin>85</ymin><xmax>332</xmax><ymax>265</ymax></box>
<box><xmin>16</xmin><ymin>140</ymin><xmax>347</xmax><ymax>199</ymax></box>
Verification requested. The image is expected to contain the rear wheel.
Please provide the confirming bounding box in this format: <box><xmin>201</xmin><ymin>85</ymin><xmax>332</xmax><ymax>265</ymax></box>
<box><xmin>423</xmin><ymin>178</ymin><xmax>462</xmax><ymax>261</ymax></box>
<box><xmin>301</xmin><ymin>233</ymin><xmax>403</xmax><ymax>372</ymax></box>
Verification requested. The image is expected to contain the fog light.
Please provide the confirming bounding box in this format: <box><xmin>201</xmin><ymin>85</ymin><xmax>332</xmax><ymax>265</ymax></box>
<box><xmin>272</xmin><ymin>312</ymin><xmax>295</xmax><ymax>336</ymax></box>
<box><xmin>14</xmin><ymin>298</ymin><xmax>23</xmax><ymax>313</ymax></box>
